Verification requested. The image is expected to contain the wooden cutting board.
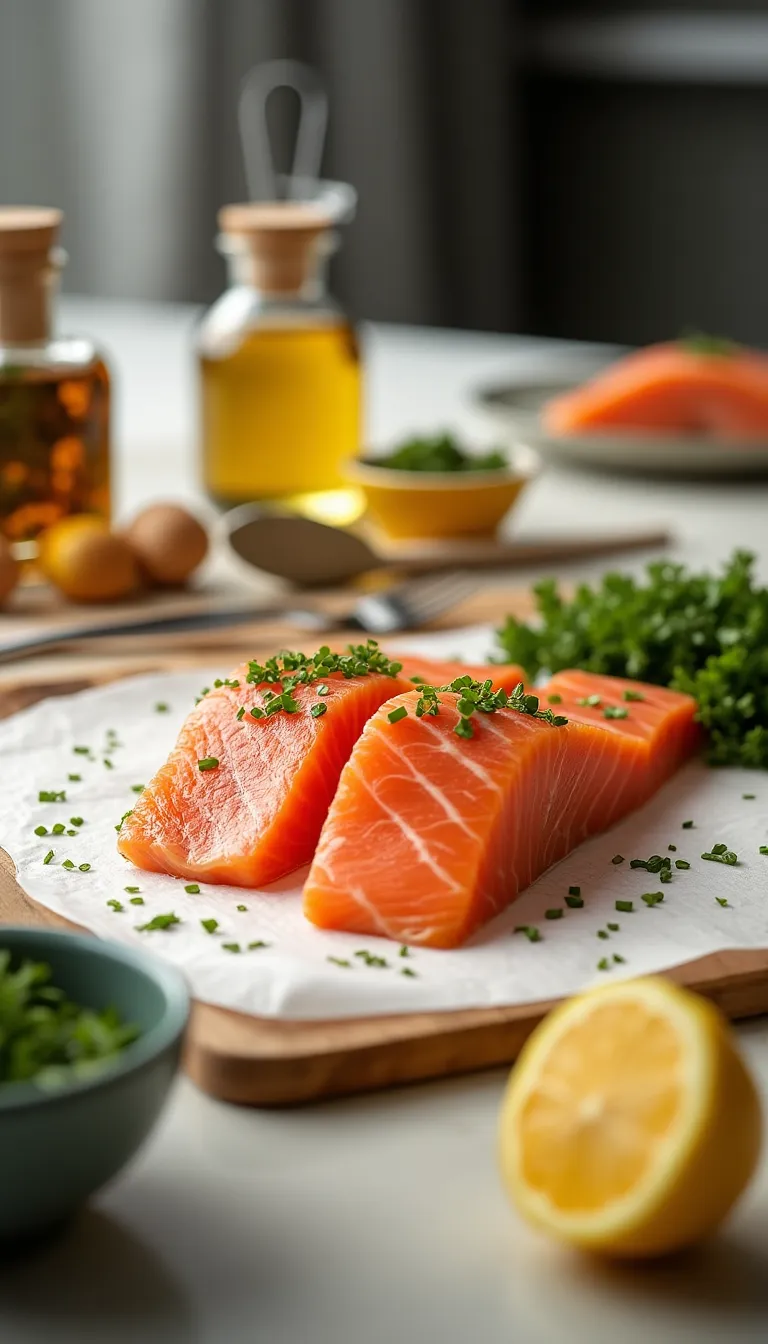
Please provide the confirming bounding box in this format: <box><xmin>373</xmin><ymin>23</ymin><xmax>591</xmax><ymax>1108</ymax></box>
<box><xmin>1</xmin><ymin>586</ymin><xmax>767</xmax><ymax>1106</ymax></box>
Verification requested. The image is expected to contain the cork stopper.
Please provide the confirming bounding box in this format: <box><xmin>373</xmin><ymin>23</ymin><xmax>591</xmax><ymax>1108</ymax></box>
<box><xmin>0</xmin><ymin>207</ymin><xmax>63</xmax><ymax>343</ymax></box>
<box><xmin>218</xmin><ymin>202</ymin><xmax>332</xmax><ymax>294</ymax></box>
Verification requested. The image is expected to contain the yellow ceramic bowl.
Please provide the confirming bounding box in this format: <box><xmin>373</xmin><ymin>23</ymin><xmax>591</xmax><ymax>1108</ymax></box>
<box><xmin>343</xmin><ymin>457</ymin><xmax>533</xmax><ymax>541</ymax></box>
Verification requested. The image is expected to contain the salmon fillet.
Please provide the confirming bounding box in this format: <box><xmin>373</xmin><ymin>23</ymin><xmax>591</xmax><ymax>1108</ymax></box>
<box><xmin>303</xmin><ymin>674</ymin><xmax>699</xmax><ymax>948</ymax></box>
<box><xmin>117</xmin><ymin>662</ymin><xmax>407</xmax><ymax>887</ymax></box>
<box><xmin>543</xmin><ymin>342</ymin><xmax>768</xmax><ymax>439</ymax></box>
<box><xmin>393</xmin><ymin>654</ymin><xmax>526</xmax><ymax>692</ymax></box>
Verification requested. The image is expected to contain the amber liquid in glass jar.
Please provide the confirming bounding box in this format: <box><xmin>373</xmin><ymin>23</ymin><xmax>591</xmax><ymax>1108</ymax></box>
<box><xmin>0</xmin><ymin>357</ymin><xmax>110</xmax><ymax>553</ymax></box>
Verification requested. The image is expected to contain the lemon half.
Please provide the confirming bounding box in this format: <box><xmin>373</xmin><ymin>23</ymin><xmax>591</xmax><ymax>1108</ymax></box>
<box><xmin>499</xmin><ymin>976</ymin><xmax>762</xmax><ymax>1257</ymax></box>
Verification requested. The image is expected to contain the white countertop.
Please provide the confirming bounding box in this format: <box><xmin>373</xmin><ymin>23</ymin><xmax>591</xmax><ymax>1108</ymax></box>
<box><xmin>4</xmin><ymin>299</ymin><xmax>768</xmax><ymax>1343</ymax></box>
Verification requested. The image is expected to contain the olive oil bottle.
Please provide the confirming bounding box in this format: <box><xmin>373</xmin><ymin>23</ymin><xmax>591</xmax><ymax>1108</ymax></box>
<box><xmin>197</xmin><ymin>197</ymin><xmax>362</xmax><ymax>525</ymax></box>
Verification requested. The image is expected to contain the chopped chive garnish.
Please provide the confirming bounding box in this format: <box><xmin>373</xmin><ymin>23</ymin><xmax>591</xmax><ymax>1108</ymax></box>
<box><xmin>743</xmin><ymin>793</ymin><xmax>756</xmax><ymax>800</ymax></box>
<box><xmin>716</xmin><ymin>897</ymin><xmax>729</xmax><ymax>907</ymax></box>
<box><xmin>514</xmin><ymin>925</ymin><xmax>542</xmax><ymax>942</ymax></box>
<box><xmin>137</xmin><ymin>913</ymin><xmax>181</xmax><ymax>932</ymax></box>
<box><xmin>184</xmin><ymin>883</ymin><xmax>200</xmax><ymax>895</ymax></box>
<box><xmin>236</xmin><ymin>706</ymin><xmax>246</xmax><ymax>721</ymax></box>
<box><xmin>760</xmin><ymin>846</ymin><xmax>768</xmax><ymax>855</ymax></box>
<box><xmin>38</xmin><ymin>791</ymin><xmax>65</xmax><ymax>804</ymax></box>
<box><xmin>615</xmin><ymin>900</ymin><xmax>634</xmax><ymax>913</ymax></box>
<box><xmin>327</xmin><ymin>956</ymin><xmax>351</xmax><ymax>967</ymax></box>
<box><xmin>613</xmin><ymin>953</ymin><xmax>626</xmax><ymax>964</ymax></box>
<box><xmin>66</xmin><ymin>829</ymin><xmax>76</xmax><ymax>836</ymax></box>
<box><xmin>236</xmin><ymin>904</ymin><xmax>247</xmax><ymax>912</ymax></box>
<box><xmin>675</xmin><ymin>859</ymin><xmax>690</xmax><ymax>869</ymax></box>
<box><xmin>197</xmin><ymin>757</ymin><xmax>219</xmax><ymax>772</ymax></box>
<box><xmin>155</xmin><ymin>703</ymin><xmax>170</xmax><ymax>713</ymax></box>
<box><xmin>668</xmin><ymin>843</ymin><xmax>677</xmax><ymax>852</ymax></box>
<box><xmin>611</xmin><ymin>854</ymin><xmax>624</xmax><ymax>865</ymax></box>
<box><xmin>622</xmin><ymin>690</ymin><xmax>645</xmax><ymax>702</ymax></box>
<box><xmin>576</xmin><ymin>694</ymin><xmax>602</xmax><ymax>707</ymax></box>
<box><xmin>124</xmin><ymin>886</ymin><xmax>141</xmax><ymax>894</ymax></box>
<box><xmin>33</xmin><ymin>825</ymin><xmax>47</xmax><ymax>837</ymax></box>
<box><xmin>131</xmin><ymin>785</ymin><xmax>144</xmax><ymax>794</ymax></box>
<box><xmin>660</xmin><ymin>870</ymin><xmax>672</xmax><ymax>883</ymax></box>
<box><xmin>645</xmin><ymin>856</ymin><xmax>664</xmax><ymax>873</ymax></box>
<box><xmin>547</xmin><ymin>694</ymin><xmax>562</xmax><ymax>704</ymax></box>
<box><xmin>629</xmin><ymin>858</ymin><xmax>647</xmax><ymax>869</ymax></box>
<box><xmin>597</xmin><ymin>929</ymin><xmax>609</xmax><ymax>940</ymax></box>
<box><xmin>73</xmin><ymin>745</ymin><xmax>90</xmax><ymax>755</ymax></box>
<box><xmin>78</xmin><ymin>863</ymin><xmax>91</xmax><ymax>873</ymax></box>
<box><xmin>310</xmin><ymin>703</ymin><xmax>328</xmax><ymax>719</ymax></box>
<box><xmin>399</xmin><ymin>945</ymin><xmax>411</xmax><ymax>958</ymax></box>
<box><xmin>354</xmin><ymin>950</ymin><xmax>388</xmax><ymax>967</ymax></box>
<box><xmin>682</xmin><ymin>820</ymin><xmax>694</xmax><ymax>829</ymax></box>
<box><xmin>103</xmin><ymin>758</ymin><xmax>113</xmax><ymax>770</ymax></box>
<box><xmin>401</xmin><ymin>967</ymin><xmax>418</xmax><ymax>977</ymax></box>
<box><xmin>114</xmin><ymin>810</ymin><xmax>133</xmax><ymax>833</ymax></box>
<box><xmin>201</xmin><ymin>918</ymin><xmax>218</xmax><ymax>934</ymax></box>
<box><xmin>51</xmin><ymin>823</ymin><xmax>65</xmax><ymax>835</ymax></box>
<box><xmin>107</xmin><ymin>898</ymin><xmax>123</xmax><ymax>912</ymax></box>
<box><xmin>388</xmin><ymin>705</ymin><xmax>408</xmax><ymax>725</ymax></box>
<box><xmin>70</xmin><ymin>817</ymin><xmax>84</xmax><ymax>827</ymax></box>
<box><xmin>701</xmin><ymin>848</ymin><xmax>738</xmax><ymax>866</ymax></box>
<box><xmin>222</xmin><ymin>942</ymin><xmax>241</xmax><ymax>953</ymax></box>
<box><xmin>544</xmin><ymin>908</ymin><xmax>563</xmax><ymax>920</ymax></box>
<box><xmin>62</xmin><ymin>859</ymin><xmax>75</xmax><ymax>870</ymax></box>
<box><xmin>247</xmin><ymin>940</ymin><xmax>269</xmax><ymax>950</ymax></box>
<box><xmin>641</xmin><ymin>891</ymin><xmax>664</xmax><ymax>906</ymax></box>
<box><xmin>250</xmin><ymin>707</ymin><xmax>264</xmax><ymax>720</ymax></box>
<box><xmin>607</xmin><ymin>922</ymin><xmax>619</xmax><ymax>931</ymax></box>
<box><xmin>597</xmin><ymin>957</ymin><xmax>610</xmax><ymax>971</ymax></box>
<box><xmin>42</xmin><ymin>850</ymin><xmax>54</xmax><ymax>865</ymax></box>
<box><xmin>129</xmin><ymin>896</ymin><xmax>144</xmax><ymax>905</ymax></box>
<box><xmin>68</xmin><ymin>774</ymin><xmax>81</xmax><ymax>782</ymax></box>
<box><xmin>568</xmin><ymin>885</ymin><xmax>581</xmax><ymax>896</ymax></box>
<box><xmin>565</xmin><ymin>894</ymin><xmax>583</xmax><ymax>908</ymax></box>
<box><xmin>603</xmin><ymin>706</ymin><xmax>629</xmax><ymax>720</ymax></box>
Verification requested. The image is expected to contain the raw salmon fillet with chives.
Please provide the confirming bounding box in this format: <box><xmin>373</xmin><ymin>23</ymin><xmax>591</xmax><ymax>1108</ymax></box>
<box><xmin>117</xmin><ymin>650</ymin><xmax>409</xmax><ymax>888</ymax></box>
<box><xmin>303</xmin><ymin>674</ymin><xmax>699</xmax><ymax>949</ymax></box>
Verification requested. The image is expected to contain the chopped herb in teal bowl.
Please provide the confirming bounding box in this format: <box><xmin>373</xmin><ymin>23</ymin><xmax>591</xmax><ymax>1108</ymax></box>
<box><xmin>0</xmin><ymin>926</ymin><xmax>189</xmax><ymax>1241</ymax></box>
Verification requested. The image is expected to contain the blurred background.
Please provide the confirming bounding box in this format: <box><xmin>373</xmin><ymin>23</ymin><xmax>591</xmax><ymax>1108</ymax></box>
<box><xmin>4</xmin><ymin>0</ymin><xmax>768</xmax><ymax>344</ymax></box>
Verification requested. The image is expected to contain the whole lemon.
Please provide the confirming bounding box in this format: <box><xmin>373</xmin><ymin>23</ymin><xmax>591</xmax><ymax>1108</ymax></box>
<box><xmin>0</xmin><ymin>535</ymin><xmax>19</xmax><ymax>605</ymax></box>
<box><xmin>123</xmin><ymin>503</ymin><xmax>208</xmax><ymax>587</ymax></box>
<box><xmin>39</xmin><ymin>516</ymin><xmax>139</xmax><ymax>603</ymax></box>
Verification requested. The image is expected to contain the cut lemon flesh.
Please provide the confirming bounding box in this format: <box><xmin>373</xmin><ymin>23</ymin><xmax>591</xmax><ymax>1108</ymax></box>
<box><xmin>499</xmin><ymin>977</ymin><xmax>762</xmax><ymax>1257</ymax></box>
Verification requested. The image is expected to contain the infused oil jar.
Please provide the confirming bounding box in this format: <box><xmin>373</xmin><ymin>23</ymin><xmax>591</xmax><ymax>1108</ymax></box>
<box><xmin>197</xmin><ymin>197</ymin><xmax>362</xmax><ymax>524</ymax></box>
<box><xmin>0</xmin><ymin>208</ymin><xmax>111</xmax><ymax>560</ymax></box>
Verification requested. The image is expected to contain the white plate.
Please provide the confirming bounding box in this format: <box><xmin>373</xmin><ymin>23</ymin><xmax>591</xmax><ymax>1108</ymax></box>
<box><xmin>473</xmin><ymin>376</ymin><xmax>768</xmax><ymax>478</ymax></box>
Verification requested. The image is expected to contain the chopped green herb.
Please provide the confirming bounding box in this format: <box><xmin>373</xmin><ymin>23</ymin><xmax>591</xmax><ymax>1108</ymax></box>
<box><xmin>682</xmin><ymin>820</ymin><xmax>694</xmax><ymax>829</ymax></box>
<box><xmin>701</xmin><ymin>848</ymin><xmax>738</xmax><ymax>866</ymax></box>
<box><xmin>327</xmin><ymin>956</ymin><xmax>351</xmax><ymax>968</ymax></box>
<box><xmin>716</xmin><ymin>897</ymin><xmax>729</xmax><ymax>908</ymax></box>
<box><xmin>660</xmin><ymin>869</ymin><xmax>672</xmax><ymax>883</ymax></box>
<box><xmin>645</xmin><ymin>856</ymin><xmax>665</xmax><ymax>874</ymax></box>
<box><xmin>642</xmin><ymin>891</ymin><xmax>664</xmax><ymax>906</ymax></box>
<box><xmin>611</xmin><ymin>854</ymin><xmax>624</xmax><ymax>865</ymax></box>
<box><xmin>62</xmin><ymin>859</ymin><xmax>75</xmax><ymax>870</ymax></box>
<box><xmin>236</xmin><ymin>903</ymin><xmax>247</xmax><ymax>912</ymax></box>
<box><xmin>354</xmin><ymin>950</ymin><xmax>388</xmax><ymax>967</ymax></box>
<box><xmin>250</xmin><ymin>707</ymin><xmax>264</xmax><ymax>720</ymax></box>
<box><xmin>576</xmin><ymin>694</ymin><xmax>602</xmax><ymax>707</ymax></box>
<box><xmin>130</xmin><ymin>785</ymin><xmax>144</xmax><ymax>794</ymax></box>
<box><xmin>373</xmin><ymin>432</ymin><xmax>507</xmax><ymax>474</ymax></box>
<box><xmin>568</xmin><ymin>885</ymin><xmax>581</xmax><ymax>896</ymax></box>
<box><xmin>622</xmin><ymin>690</ymin><xmax>645</xmax><ymax>702</ymax></box>
<box><xmin>42</xmin><ymin>850</ymin><xmax>54</xmax><ymax>865</ymax></box>
<box><xmin>201</xmin><ymin>918</ymin><xmax>218</xmax><ymax>934</ymax></box>
<box><xmin>38</xmin><ymin>790</ymin><xmax>65</xmax><ymax>804</ymax></box>
<box><xmin>78</xmin><ymin>864</ymin><xmax>91</xmax><ymax>873</ymax></box>
<box><xmin>33</xmin><ymin>825</ymin><xmax>47</xmax><ymax>837</ymax></box>
<box><xmin>184</xmin><ymin>884</ymin><xmax>200</xmax><ymax>895</ymax></box>
<box><xmin>114</xmin><ymin>810</ymin><xmax>133</xmax><ymax>834</ymax></box>
<box><xmin>66</xmin><ymin>829</ymin><xmax>76</xmax><ymax>836</ymax></box>
<box><xmin>760</xmin><ymin>846</ymin><xmax>768</xmax><ymax>855</ymax></box>
<box><xmin>629</xmin><ymin>858</ymin><xmax>647</xmax><ymax>870</ymax></box>
<box><xmin>615</xmin><ymin>900</ymin><xmax>634</xmax><ymax>913</ymax></box>
<box><xmin>197</xmin><ymin>757</ymin><xmax>219</xmax><ymax>772</ymax></box>
<box><xmin>565</xmin><ymin>894</ymin><xmax>584</xmax><ymax>908</ymax></box>
<box><xmin>68</xmin><ymin>774</ymin><xmax>81</xmax><ymax>782</ymax></box>
<box><xmin>545</xmin><ymin>908</ymin><xmax>563</xmax><ymax>920</ymax></box>
<box><xmin>547</xmin><ymin>694</ymin><xmax>562</xmax><ymax>705</ymax></box>
<box><xmin>245</xmin><ymin>940</ymin><xmax>268</xmax><ymax>950</ymax></box>
<box><xmin>107</xmin><ymin>898</ymin><xmax>123</xmax><ymax>913</ymax></box>
<box><xmin>674</xmin><ymin>859</ymin><xmax>690</xmax><ymax>869</ymax></box>
<box><xmin>607</xmin><ymin>922</ymin><xmax>620</xmax><ymax>932</ymax></box>
<box><xmin>388</xmin><ymin>705</ymin><xmax>408</xmax><ymax>725</ymax></box>
<box><xmin>613</xmin><ymin>953</ymin><xmax>626</xmax><ymax>964</ymax></box>
<box><xmin>668</xmin><ymin>844</ymin><xmax>677</xmax><ymax>852</ymax></box>
<box><xmin>597</xmin><ymin>929</ymin><xmax>609</xmax><ymax>940</ymax></box>
<box><xmin>514</xmin><ymin>925</ymin><xmax>542</xmax><ymax>943</ymax></box>
<box><xmin>310</xmin><ymin>702</ymin><xmax>328</xmax><ymax>719</ymax></box>
<box><xmin>70</xmin><ymin>817</ymin><xmax>84</xmax><ymax>828</ymax></box>
<box><xmin>399</xmin><ymin>945</ymin><xmax>411</xmax><ymax>958</ymax></box>
<box><xmin>137</xmin><ymin>913</ymin><xmax>181</xmax><ymax>932</ymax></box>
<box><xmin>604</xmin><ymin>705</ymin><xmax>629</xmax><ymax>720</ymax></box>
<box><xmin>73</xmin><ymin>745</ymin><xmax>90</xmax><ymax>755</ymax></box>
<box><xmin>597</xmin><ymin>957</ymin><xmax>610</xmax><ymax>971</ymax></box>
<box><xmin>222</xmin><ymin>942</ymin><xmax>241</xmax><ymax>953</ymax></box>
<box><xmin>236</xmin><ymin>706</ymin><xmax>246</xmax><ymax>721</ymax></box>
<box><xmin>129</xmin><ymin>896</ymin><xmax>144</xmax><ymax>906</ymax></box>
<box><xmin>316</xmin><ymin>683</ymin><xmax>330</xmax><ymax>696</ymax></box>
<box><xmin>743</xmin><ymin>793</ymin><xmax>756</xmax><ymax>800</ymax></box>
<box><xmin>400</xmin><ymin>967</ymin><xmax>418</xmax><ymax>978</ymax></box>
<box><xmin>103</xmin><ymin>758</ymin><xmax>113</xmax><ymax>770</ymax></box>
<box><xmin>124</xmin><ymin>886</ymin><xmax>141</xmax><ymax>894</ymax></box>
<box><xmin>51</xmin><ymin>823</ymin><xmax>65</xmax><ymax>835</ymax></box>
<box><xmin>155</xmin><ymin>703</ymin><xmax>170</xmax><ymax>713</ymax></box>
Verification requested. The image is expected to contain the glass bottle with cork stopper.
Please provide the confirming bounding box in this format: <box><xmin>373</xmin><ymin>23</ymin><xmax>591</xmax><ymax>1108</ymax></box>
<box><xmin>198</xmin><ymin>192</ymin><xmax>362</xmax><ymax>525</ymax></box>
<box><xmin>0</xmin><ymin>208</ymin><xmax>111</xmax><ymax>561</ymax></box>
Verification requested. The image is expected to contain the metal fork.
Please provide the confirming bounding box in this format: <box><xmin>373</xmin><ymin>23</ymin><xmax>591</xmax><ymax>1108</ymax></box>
<box><xmin>0</xmin><ymin>572</ymin><xmax>476</xmax><ymax>663</ymax></box>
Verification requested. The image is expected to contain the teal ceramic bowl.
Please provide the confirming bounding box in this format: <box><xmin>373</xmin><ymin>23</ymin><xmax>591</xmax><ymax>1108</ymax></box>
<box><xmin>0</xmin><ymin>927</ymin><xmax>189</xmax><ymax>1241</ymax></box>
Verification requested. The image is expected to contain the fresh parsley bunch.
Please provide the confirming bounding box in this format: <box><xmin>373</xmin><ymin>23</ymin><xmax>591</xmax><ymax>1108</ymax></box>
<box><xmin>496</xmin><ymin>550</ymin><xmax>768</xmax><ymax>768</ymax></box>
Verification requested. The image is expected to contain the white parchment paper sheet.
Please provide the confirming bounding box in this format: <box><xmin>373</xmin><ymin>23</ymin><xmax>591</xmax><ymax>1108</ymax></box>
<box><xmin>0</xmin><ymin>629</ymin><xmax>766</xmax><ymax>1019</ymax></box>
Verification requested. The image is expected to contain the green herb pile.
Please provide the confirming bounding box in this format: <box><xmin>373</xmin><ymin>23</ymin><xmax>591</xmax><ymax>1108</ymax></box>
<box><xmin>0</xmin><ymin>951</ymin><xmax>139</xmax><ymax>1088</ymax></box>
<box><xmin>495</xmin><ymin>550</ymin><xmax>768</xmax><ymax>768</ymax></box>
<box><xmin>373</xmin><ymin>432</ymin><xmax>507</xmax><ymax>474</ymax></box>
